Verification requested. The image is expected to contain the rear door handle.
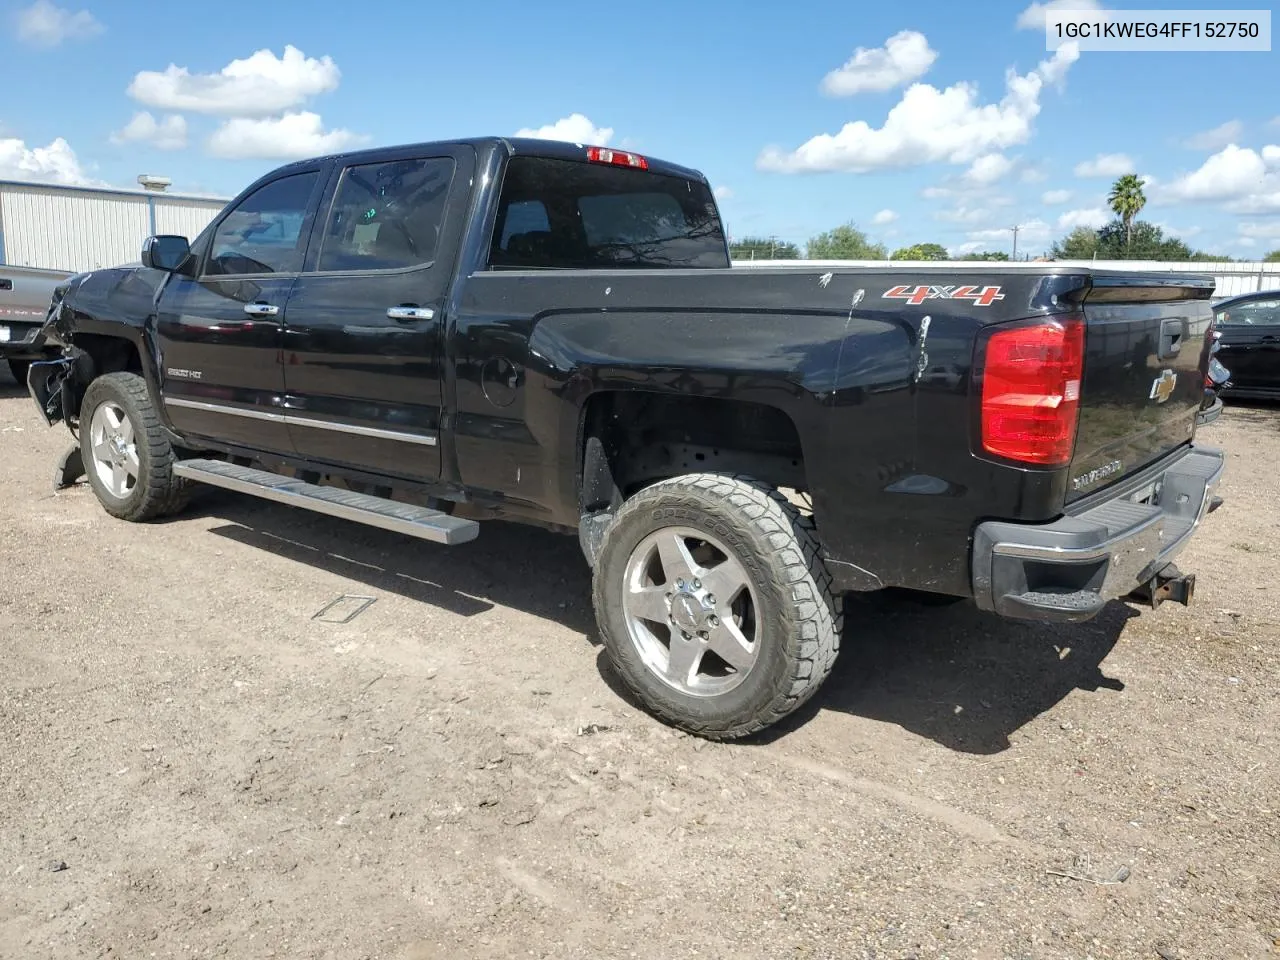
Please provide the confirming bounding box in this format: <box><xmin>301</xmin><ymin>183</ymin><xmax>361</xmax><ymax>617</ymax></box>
<box><xmin>387</xmin><ymin>305</ymin><xmax>435</xmax><ymax>321</ymax></box>
<box><xmin>244</xmin><ymin>302</ymin><xmax>279</xmax><ymax>317</ymax></box>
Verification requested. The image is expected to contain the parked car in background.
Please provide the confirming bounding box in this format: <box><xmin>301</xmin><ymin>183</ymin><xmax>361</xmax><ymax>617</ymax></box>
<box><xmin>1213</xmin><ymin>291</ymin><xmax>1280</xmax><ymax>400</ymax></box>
<box><xmin>0</xmin><ymin>265</ymin><xmax>72</xmax><ymax>383</ymax></box>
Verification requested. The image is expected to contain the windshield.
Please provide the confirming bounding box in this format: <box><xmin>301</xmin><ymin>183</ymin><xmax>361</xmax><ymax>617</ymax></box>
<box><xmin>488</xmin><ymin>156</ymin><xmax>728</xmax><ymax>270</ymax></box>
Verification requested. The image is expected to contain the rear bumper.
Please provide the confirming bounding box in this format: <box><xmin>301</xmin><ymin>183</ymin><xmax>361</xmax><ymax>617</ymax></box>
<box><xmin>0</xmin><ymin>320</ymin><xmax>45</xmax><ymax>358</ymax></box>
<box><xmin>971</xmin><ymin>444</ymin><xmax>1225</xmax><ymax>623</ymax></box>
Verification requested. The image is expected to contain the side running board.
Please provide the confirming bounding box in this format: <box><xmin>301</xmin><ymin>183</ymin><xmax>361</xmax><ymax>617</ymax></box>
<box><xmin>172</xmin><ymin>458</ymin><xmax>479</xmax><ymax>546</ymax></box>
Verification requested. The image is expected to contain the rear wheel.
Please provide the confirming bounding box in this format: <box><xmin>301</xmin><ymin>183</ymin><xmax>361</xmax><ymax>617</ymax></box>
<box><xmin>80</xmin><ymin>372</ymin><xmax>191</xmax><ymax>521</ymax></box>
<box><xmin>6</xmin><ymin>358</ymin><xmax>30</xmax><ymax>386</ymax></box>
<box><xmin>592</xmin><ymin>473</ymin><xmax>842</xmax><ymax>740</ymax></box>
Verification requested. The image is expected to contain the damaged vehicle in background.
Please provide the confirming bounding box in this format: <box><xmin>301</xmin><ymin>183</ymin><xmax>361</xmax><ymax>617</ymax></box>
<box><xmin>24</xmin><ymin>136</ymin><xmax>1226</xmax><ymax>740</ymax></box>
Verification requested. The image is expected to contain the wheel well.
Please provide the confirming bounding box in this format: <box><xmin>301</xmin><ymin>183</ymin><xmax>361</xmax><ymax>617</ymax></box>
<box><xmin>74</xmin><ymin>334</ymin><xmax>144</xmax><ymax>378</ymax></box>
<box><xmin>578</xmin><ymin>392</ymin><xmax>807</xmax><ymax>513</ymax></box>
<box><xmin>67</xmin><ymin>334</ymin><xmax>145</xmax><ymax>424</ymax></box>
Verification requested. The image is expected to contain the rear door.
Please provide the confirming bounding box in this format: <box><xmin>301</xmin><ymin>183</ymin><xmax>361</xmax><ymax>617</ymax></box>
<box><xmin>1214</xmin><ymin>294</ymin><xmax>1280</xmax><ymax>394</ymax></box>
<box><xmin>157</xmin><ymin>166</ymin><xmax>326</xmax><ymax>453</ymax></box>
<box><xmin>1064</xmin><ymin>278</ymin><xmax>1214</xmax><ymax>501</ymax></box>
<box><xmin>279</xmin><ymin>146</ymin><xmax>475</xmax><ymax>481</ymax></box>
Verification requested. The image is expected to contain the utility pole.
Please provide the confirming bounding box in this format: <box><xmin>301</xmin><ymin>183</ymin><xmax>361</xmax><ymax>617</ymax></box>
<box><xmin>1010</xmin><ymin>224</ymin><xmax>1022</xmax><ymax>261</ymax></box>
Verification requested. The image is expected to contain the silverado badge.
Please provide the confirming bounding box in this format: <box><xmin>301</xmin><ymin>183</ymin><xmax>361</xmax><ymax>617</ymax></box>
<box><xmin>1149</xmin><ymin>369</ymin><xmax>1177</xmax><ymax>403</ymax></box>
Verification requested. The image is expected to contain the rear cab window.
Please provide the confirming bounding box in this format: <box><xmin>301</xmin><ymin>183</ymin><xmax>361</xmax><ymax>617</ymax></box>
<box><xmin>488</xmin><ymin>156</ymin><xmax>728</xmax><ymax>269</ymax></box>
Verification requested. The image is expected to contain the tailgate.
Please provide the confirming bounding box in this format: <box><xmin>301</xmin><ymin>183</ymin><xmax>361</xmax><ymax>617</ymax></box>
<box><xmin>1065</xmin><ymin>277</ymin><xmax>1214</xmax><ymax>502</ymax></box>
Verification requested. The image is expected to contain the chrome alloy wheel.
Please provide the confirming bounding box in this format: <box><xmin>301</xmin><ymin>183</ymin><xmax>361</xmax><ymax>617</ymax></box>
<box><xmin>621</xmin><ymin>526</ymin><xmax>761</xmax><ymax>697</ymax></box>
<box><xmin>88</xmin><ymin>400</ymin><xmax>140</xmax><ymax>499</ymax></box>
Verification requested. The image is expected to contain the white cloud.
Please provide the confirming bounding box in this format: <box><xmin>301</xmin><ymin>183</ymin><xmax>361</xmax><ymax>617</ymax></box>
<box><xmin>872</xmin><ymin>208</ymin><xmax>898</xmax><ymax>224</ymax></box>
<box><xmin>128</xmin><ymin>45</ymin><xmax>340</xmax><ymax>118</ymax></box>
<box><xmin>921</xmin><ymin>185</ymin><xmax>954</xmax><ymax>199</ymax></box>
<box><xmin>1057</xmin><ymin>207</ymin><xmax>1110</xmax><ymax>230</ymax></box>
<box><xmin>820</xmin><ymin>30</ymin><xmax>937</xmax><ymax>97</ymax></box>
<box><xmin>1020</xmin><ymin>166</ymin><xmax>1048</xmax><ymax>183</ymax></box>
<box><xmin>937</xmin><ymin>205</ymin><xmax>993</xmax><ymax>224</ymax></box>
<box><xmin>1237</xmin><ymin>222</ymin><xmax>1280</xmax><ymax>239</ymax></box>
<box><xmin>207</xmin><ymin>112</ymin><xmax>366</xmax><ymax>160</ymax></box>
<box><xmin>1239</xmin><ymin>237</ymin><xmax>1257</xmax><ymax>248</ymax></box>
<box><xmin>515</xmin><ymin>113</ymin><xmax>613</xmax><ymax>145</ymax></box>
<box><xmin>968</xmin><ymin>219</ymin><xmax>1050</xmax><ymax>242</ymax></box>
<box><xmin>16</xmin><ymin>0</ymin><xmax>101</xmax><ymax>47</ymax></box>
<box><xmin>110</xmin><ymin>112</ymin><xmax>187</xmax><ymax>150</ymax></box>
<box><xmin>713</xmin><ymin>185</ymin><xmax>733</xmax><ymax>200</ymax></box>
<box><xmin>758</xmin><ymin>44</ymin><xmax>1078</xmax><ymax>174</ymax></box>
<box><xmin>963</xmin><ymin>153</ymin><xmax>1015</xmax><ymax>185</ymax></box>
<box><xmin>1042</xmin><ymin>188</ymin><xmax>1072</xmax><ymax>203</ymax></box>
<box><xmin>0</xmin><ymin>134</ymin><xmax>94</xmax><ymax>184</ymax></box>
<box><xmin>1183</xmin><ymin>120</ymin><xmax>1244</xmax><ymax>151</ymax></box>
<box><xmin>1017</xmin><ymin>0</ymin><xmax>1106</xmax><ymax>30</ymax></box>
<box><xmin>1165</xmin><ymin>144</ymin><xmax>1268</xmax><ymax>202</ymax></box>
<box><xmin>950</xmin><ymin>241</ymin><xmax>986</xmax><ymax>255</ymax></box>
<box><xmin>1262</xmin><ymin>145</ymin><xmax>1280</xmax><ymax>165</ymax></box>
<box><xmin>1073</xmin><ymin>153</ymin><xmax>1134</xmax><ymax>177</ymax></box>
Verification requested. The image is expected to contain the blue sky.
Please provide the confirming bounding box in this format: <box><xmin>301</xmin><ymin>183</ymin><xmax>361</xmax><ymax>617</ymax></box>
<box><xmin>2</xmin><ymin>0</ymin><xmax>1279</xmax><ymax>257</ymax></box>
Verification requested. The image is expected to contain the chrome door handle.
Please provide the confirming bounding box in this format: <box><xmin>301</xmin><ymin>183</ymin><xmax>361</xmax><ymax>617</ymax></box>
<box><xmin>244</xmin><ymin>302</ymin><xmax>279</xmax><ymax>317</ymax></box>
<box><xmin>387</xmin><ymin>306</ymin><xmax>434</xmax><ymax>321</ymax></box>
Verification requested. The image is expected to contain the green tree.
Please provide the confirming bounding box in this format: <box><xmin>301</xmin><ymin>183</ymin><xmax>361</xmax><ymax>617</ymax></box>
<box><xmin>959</xmin><ymin>250</ymin><xmax>1010</xmax><ymax>261</ymax></box>
<box><xmin>728</xmin><ymin>236</ymin><xmax>800</xmax><ymax>260</ymax></box>
<box><xmin>806</xmin><ymin>223</ymin><xmax>887</xmax><ymax>260</ymax></box>
<box><xmin>1050</xmin><ymin>226</ymin><xmax>1101</xmax><ymax>259</ymax></box>
<box><xmin>1050</xmin><ymin>219</ymin><xmax>1231</xmax><ymax>261</ymax></box>
<box><xmin>1107</xmin><ymin>174</ymin><xmax>1147</xmax><ymax>250</ymax></box>
<box><xmin>890</xmin><ymin>242</ymin><xmax>949</xmax><ymax>261</ymax></box>
<box><xmin>1264</xmin><ymin>249</ymin><xmax>1280</xmax><ymax>262</ymax></box>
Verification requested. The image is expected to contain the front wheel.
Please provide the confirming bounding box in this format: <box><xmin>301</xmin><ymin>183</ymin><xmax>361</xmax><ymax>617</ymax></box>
<box><xmin>592</xmin><ymin>473</ymin><xmax>842</xmax><ymax>740</ymax></box>
<box><xmin>80</xmin><ymin>372</ymin><xmax>191</xmax><ymax>521</ymax></box>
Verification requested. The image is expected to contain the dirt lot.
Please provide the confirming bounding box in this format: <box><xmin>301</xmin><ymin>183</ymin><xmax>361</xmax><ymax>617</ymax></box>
<box><xmin>1</xmin><ymin>366</ymin><xmax>1277</xmax><ymax>960</ymax></box>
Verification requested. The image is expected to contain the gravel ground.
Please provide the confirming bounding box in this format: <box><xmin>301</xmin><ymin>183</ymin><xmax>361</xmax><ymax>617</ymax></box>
<box><xmin>1</xmin><ymin>366</ymin><xmax>1277</xmax><ymax>960</ymax></box>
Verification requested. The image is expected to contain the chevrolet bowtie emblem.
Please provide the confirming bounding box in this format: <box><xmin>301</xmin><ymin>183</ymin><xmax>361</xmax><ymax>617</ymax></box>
<box><xmin>1149</xmin><ymin>369</ymin><xmax>1177</xmax><ymax>403</ymax></box>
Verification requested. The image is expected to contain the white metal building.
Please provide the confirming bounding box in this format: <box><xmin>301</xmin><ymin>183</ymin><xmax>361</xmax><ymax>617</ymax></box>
<box><xmin>0</xmin><ymin>179</ymin><xmax>229</xmax><ymax>273</ymax></box>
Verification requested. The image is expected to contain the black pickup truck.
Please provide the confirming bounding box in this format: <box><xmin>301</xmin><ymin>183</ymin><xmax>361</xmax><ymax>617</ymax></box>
<box><xmin>26</xmin><ymin>136</ymin><xmax>1225</xmax><ymax>739</ymax></box>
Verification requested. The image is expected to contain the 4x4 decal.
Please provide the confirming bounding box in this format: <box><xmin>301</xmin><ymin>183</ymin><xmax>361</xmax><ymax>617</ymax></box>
<box><xmin>882</xmin><ymin>284</ymin><xmax>1005</xmax><ymax>307</ymax></box>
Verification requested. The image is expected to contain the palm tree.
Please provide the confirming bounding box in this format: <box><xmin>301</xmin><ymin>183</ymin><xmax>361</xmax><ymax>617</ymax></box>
<box><xmin>1108</xmin><ymin>174</ymin><xmax>1146</xmax><ymax>251</ymax></box>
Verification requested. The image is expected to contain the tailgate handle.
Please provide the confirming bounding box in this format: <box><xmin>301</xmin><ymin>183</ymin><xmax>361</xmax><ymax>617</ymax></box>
<box><xmin>1158</xmin><ymin>318</ymin><xmax>1184</xmax><ymax>359</ymax></box>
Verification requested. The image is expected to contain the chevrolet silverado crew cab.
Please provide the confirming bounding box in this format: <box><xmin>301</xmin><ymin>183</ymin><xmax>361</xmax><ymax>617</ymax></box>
<box><xmin>26</xmin><ymin>136</ymin><xmax>1225</xmax><ymax>739</ymax></box>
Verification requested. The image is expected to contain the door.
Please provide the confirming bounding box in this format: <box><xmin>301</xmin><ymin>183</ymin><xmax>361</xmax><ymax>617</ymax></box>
<box><xmin>1215</xmin><ymin>295</ymin><xmax>1280</xmax><ymax>393</ymax></box>
<box><xmin>157</xmin><ymin>167</ymin><xmax>325</xmax><ymax>452</ymax></box>
<box><xmin>280</xmin><ymin>146</ymin><xmax>475</xmax><ymax>481</ymax></box>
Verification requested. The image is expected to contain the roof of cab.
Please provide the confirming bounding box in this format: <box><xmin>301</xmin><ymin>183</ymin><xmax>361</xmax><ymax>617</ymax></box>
<box><xmin>273</xmin><ymin>136</ymin><xmax>709</xmax><ymax>185</ymax></box>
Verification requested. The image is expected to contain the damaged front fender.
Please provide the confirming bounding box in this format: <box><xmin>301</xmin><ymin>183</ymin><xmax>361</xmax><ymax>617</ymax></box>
<box><xmin>27</xmin><ymin>355</ymin><xmax>77</xmax><ymax>428</ymax></box>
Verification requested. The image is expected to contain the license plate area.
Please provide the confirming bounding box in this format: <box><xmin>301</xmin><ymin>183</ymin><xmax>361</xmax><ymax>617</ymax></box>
<box><xmin>0</xmin><ymin>325</ymin><xmax>10</xmax><ymax>343</ymax></box>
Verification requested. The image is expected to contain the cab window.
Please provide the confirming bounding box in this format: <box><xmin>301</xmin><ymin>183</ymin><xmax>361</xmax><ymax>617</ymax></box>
<box><xmin>205</xmin><ymin>172</ymin><xmax>318</xmax><ymax>276</ymax></box>
<box><xmin>316</xmin><ymin>157</ymin><xmax>455</xmax><ymax>272</ymax></box>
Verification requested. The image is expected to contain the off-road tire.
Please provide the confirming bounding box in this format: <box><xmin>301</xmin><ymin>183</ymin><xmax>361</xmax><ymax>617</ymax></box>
<box><xmin>7</xmin><ymin>358</ymin><xmax>30</xmax><ymax>386</ymax></box>
<box><xmin>80</xmin><ymin>372</ymin><xmax>192</xmax><ymax>521</ymax></box>
<box><xmin>592</xmin><ymin>473</ymin><xmax>842</xmax><ymax>740</ymax></box>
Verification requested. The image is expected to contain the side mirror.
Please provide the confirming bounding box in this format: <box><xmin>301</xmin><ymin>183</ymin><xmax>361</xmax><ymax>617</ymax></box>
<box><xmin>141</xmin><ymin>235</ymin><xmax>191</xmax><ymax>272</ymax></box>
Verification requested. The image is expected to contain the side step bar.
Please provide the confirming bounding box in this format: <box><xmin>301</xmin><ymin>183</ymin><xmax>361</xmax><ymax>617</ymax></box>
<box><xmin>172</xmin><ymin>458</ymin><xmax>479</xmax><ymax>546</ymax></box>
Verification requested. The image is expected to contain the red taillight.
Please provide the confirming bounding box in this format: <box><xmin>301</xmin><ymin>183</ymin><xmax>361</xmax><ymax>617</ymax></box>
<box><xmin>980</xmin><ymin>316</ymin><xmax>1084</xmax><ymax>467</ymax></box>
<box><xmin>586</xmin><ymin>146</ymin><xmax>648</xmax><ymax>170</ymax></box>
